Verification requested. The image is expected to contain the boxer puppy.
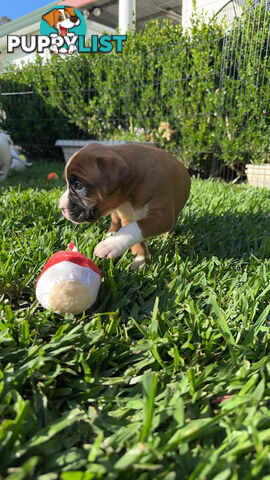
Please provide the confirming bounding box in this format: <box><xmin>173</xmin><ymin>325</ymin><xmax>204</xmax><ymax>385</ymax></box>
<box><xmin>59</xmin><ymin>143</ymin><xmax>190</xmax><ymax>269</ymax></box>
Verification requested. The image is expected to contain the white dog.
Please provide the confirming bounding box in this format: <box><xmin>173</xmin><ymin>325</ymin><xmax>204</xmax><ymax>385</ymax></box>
<box><xmin>0</xmin><ymin>133</ymin><xmax>12</xmax><ymax>180</ymax></box>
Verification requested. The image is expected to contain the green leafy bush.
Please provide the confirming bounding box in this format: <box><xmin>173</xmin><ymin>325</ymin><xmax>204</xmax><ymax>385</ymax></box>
<box><xmin>0</xmin><ymin>63</ymin><xmax>83</xmax><ymax>160</ymax></box>
<box><xmin>0</xmin><ymin>3</ymin><xmax>269</xmax><ymax>173</ymax></box>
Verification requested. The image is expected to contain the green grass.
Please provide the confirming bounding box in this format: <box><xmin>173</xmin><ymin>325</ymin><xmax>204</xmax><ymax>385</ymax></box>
<box><xmin>0</xmin><ymin>162</ymin><xmax>270</xmax><ymax>480</ymax></box>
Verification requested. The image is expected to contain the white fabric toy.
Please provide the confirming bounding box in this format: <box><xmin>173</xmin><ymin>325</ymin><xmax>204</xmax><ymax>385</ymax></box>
<box><xmin>36</xmin><ymin>243</ymin><xmax>101</xmax><ymax>314</ymax></box>
<box><xmin>10</xmin><ymin>150</ymin><xmax>32</xmax><ymax>171</ymax></box>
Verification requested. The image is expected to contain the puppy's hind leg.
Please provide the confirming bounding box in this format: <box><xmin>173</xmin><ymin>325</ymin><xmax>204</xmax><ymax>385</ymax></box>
<box><xmin>131</xmin><ymin>241</ymin><xmax>149</xmax><ymax>270</ymax></box>
<box><xmin>106</xmin><ymin>211</ymin><xmax>122</xmax><ymax>236</ymax></box>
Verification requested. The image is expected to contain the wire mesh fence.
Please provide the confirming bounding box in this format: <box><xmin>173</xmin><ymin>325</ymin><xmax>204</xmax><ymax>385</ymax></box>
<box><xmin>0</xmin><ymin>0</ymin><xmax>269</xmax><ymax>184</ymax></box>
<box><xmin>217</xmin><ymin>0</ymin><xmax>270</xmax><ymax>181</ymax></box>
<box><xmin>214</xmin><ymin>0</ymin><xmax>246</xmax><ymax>27</ymax></box>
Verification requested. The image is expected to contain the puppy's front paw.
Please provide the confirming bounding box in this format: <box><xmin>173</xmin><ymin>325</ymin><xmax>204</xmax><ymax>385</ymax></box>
<box><xmin>50</xmin><ymin>46</ymin><xmax>59</xmax><ymax>54</ymax></box>
<box><xmin>106</xmin><ymin>231</ymin><xmax>116</xmax><ymax>237</ymax></box>
<box><xmin>68</xmin><ymin>45</ymin><xmax>77</xmax><ymax>54</ymax></box>
<box><xmin>94</xmin><ymin>237</ymin><xmax>125</xmax><ymax>259</ymax></box>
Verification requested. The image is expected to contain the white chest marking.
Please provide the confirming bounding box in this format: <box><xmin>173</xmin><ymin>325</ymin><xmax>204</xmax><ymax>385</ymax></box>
<box><xmin>117</xmin><ymin>202</ymin><xmax>148</xmax><ymax>221</ymax></box>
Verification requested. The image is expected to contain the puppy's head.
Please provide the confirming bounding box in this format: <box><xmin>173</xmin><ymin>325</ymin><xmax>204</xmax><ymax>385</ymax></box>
<box><xmin>42</xmin><ymin>7</ymin><xmax>80</xmax><ymax>33</ymax></box>
<box><xmin>59</xmin><ymin>144</ymin><xmax>130</xmax><ymax>224</ymax></box>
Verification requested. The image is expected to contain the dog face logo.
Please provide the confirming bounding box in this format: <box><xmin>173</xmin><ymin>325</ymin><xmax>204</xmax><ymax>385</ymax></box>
<box><xmin>40</xmin><ymin>5</ymin><xmax>86</xmax><ymax>55</ymax></box>
<box><xmin>42</xmin><ymin>7</ymin><xmax>80</xmax><ymax>37</ymax></box>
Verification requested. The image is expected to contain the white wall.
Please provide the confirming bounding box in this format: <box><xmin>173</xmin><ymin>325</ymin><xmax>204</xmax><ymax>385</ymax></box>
<box><xmin>85</xmin><ymin>18</ymin><xmax>115</xmax><ymax>36</ymax></box>
<box><xmin>182</xmin><ymin>0</ymin><xmax>246</xmax><ymax>29</ymax></box>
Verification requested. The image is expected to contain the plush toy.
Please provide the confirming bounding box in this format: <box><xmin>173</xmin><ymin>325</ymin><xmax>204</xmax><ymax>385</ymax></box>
<box><xmin>36</xmin><ymin>243</ymin><xmax>101</xmax><ymax>314</ymax></box>
<box><xmin>10</xmin><ymin>150</ymin><xmax>32</xmax><ymax>171</ymax></box>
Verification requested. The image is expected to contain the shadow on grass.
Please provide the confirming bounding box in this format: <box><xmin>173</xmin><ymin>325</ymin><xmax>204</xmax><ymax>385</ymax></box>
<box><xmin>175</xmin><ymin>210</ymin><xmax>270</xmax><ymax>261</ymax></box>
<box><xmin>86</xmin><ymin>209</ymin><xmax>269</xmax><ymax>319</ymax></box>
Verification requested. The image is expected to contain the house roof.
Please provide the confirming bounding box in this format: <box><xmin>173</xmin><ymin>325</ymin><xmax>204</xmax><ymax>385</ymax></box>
<box><xmin>0</xmin><ymin>0</ymin><xmax>182</xmax><ymax>38</ymax></box>
<box><xmin>59</xmin><ymin>0</ymin><xmax>97</xmax><ymax>6</ymax></box>
<box><xmin>79</xmin><ymin>0</ymin><xmax>182</xmax><ymax>31</ymax></box>
<box><xmin>0</xmin><ymin>0</ymin><xmax>97</xmax><ymax>38</ymax></box>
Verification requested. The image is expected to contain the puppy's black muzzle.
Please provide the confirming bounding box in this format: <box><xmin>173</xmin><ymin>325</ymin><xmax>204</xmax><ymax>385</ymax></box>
<box><xmin>68</xmin><ymin>192</ymin><xmax>99</xmax><ymax>223</ymax></box>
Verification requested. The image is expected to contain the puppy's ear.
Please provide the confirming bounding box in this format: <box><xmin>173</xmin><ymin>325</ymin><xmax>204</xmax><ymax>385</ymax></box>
<box><xmin>97</xmin><ymin>153</ymin><xmax>130</xmax><ymax>196</ymax></box>
<box><xmin>42</xmin><ymin>9</ymin><xmax>57</xmax><ymax>27</ymax></box>
<box><xmin>65</xmin><ymin>6</ymin><xmax>76</xmax><ymax>17</ymax></box>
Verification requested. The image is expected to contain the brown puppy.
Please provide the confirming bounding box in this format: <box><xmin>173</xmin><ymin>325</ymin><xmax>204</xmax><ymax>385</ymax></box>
<box><xmin>59</xmin><ymin>143</ymin><xmax>190</xmax><ymax>269</ymax></box>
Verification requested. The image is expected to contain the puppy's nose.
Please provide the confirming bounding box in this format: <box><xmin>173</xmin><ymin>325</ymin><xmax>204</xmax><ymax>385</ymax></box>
<box><xmin>70</xmin><ymin>15</ymin><xmax>78</xmax><ymax>23</ymax></box>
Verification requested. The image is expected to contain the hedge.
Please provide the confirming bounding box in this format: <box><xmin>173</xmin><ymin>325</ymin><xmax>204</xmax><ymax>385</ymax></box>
<box><xmin>0</xmin><ymin>3</ymin><xmax>269</xmax><ymax>174</ymax></box>
<box><xmin>0</xmin><ymin>67</ymin><xmax>83</xmax><ymax>160</ymax></box>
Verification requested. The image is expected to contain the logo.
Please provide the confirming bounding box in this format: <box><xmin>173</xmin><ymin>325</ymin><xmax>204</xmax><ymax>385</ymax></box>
<box><xmin>41</xmin><ymin>5</ymin><xmax>86</xmax><ymax>55</ymax></box>
<box><xmin>7</xmin><ymin>5</ymin><xmax>126</xmax><ymax>55</ymax></box>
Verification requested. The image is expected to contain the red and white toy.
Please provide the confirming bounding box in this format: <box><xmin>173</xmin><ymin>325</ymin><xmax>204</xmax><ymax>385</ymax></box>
<box><xmin>36</xmin><ymin>243</ymin><xmax>101</xmax><ymax>315</ymax></box>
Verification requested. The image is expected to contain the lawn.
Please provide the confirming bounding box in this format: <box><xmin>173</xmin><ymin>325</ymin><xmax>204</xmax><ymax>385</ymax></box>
<box><xmin>0</xmin><ymin>162</ymin><xmax>270</xmax><ymax>480</ymax></box>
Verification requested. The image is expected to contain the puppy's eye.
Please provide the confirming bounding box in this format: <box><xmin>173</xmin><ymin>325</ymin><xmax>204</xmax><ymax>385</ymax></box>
<box><xmin>73</xmin><ymin>180</ymin><xmax>83</xmax><ymax>191</ymax></box>
<box><xmin>69</xmin><ymin>175</ymin><xmax>84</xmax><ymax>191</ymax></box>
<box><xmin>58</xmin><ymin>14</ymin><xmax>63</xmax><ymax>20</ymax></box>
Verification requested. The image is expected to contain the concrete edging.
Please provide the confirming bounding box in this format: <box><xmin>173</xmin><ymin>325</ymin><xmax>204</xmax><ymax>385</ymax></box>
<box><xmin>55</xmin><ymin>139</ymin><xmax>155</xmax><ymax>163</ymax></box>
